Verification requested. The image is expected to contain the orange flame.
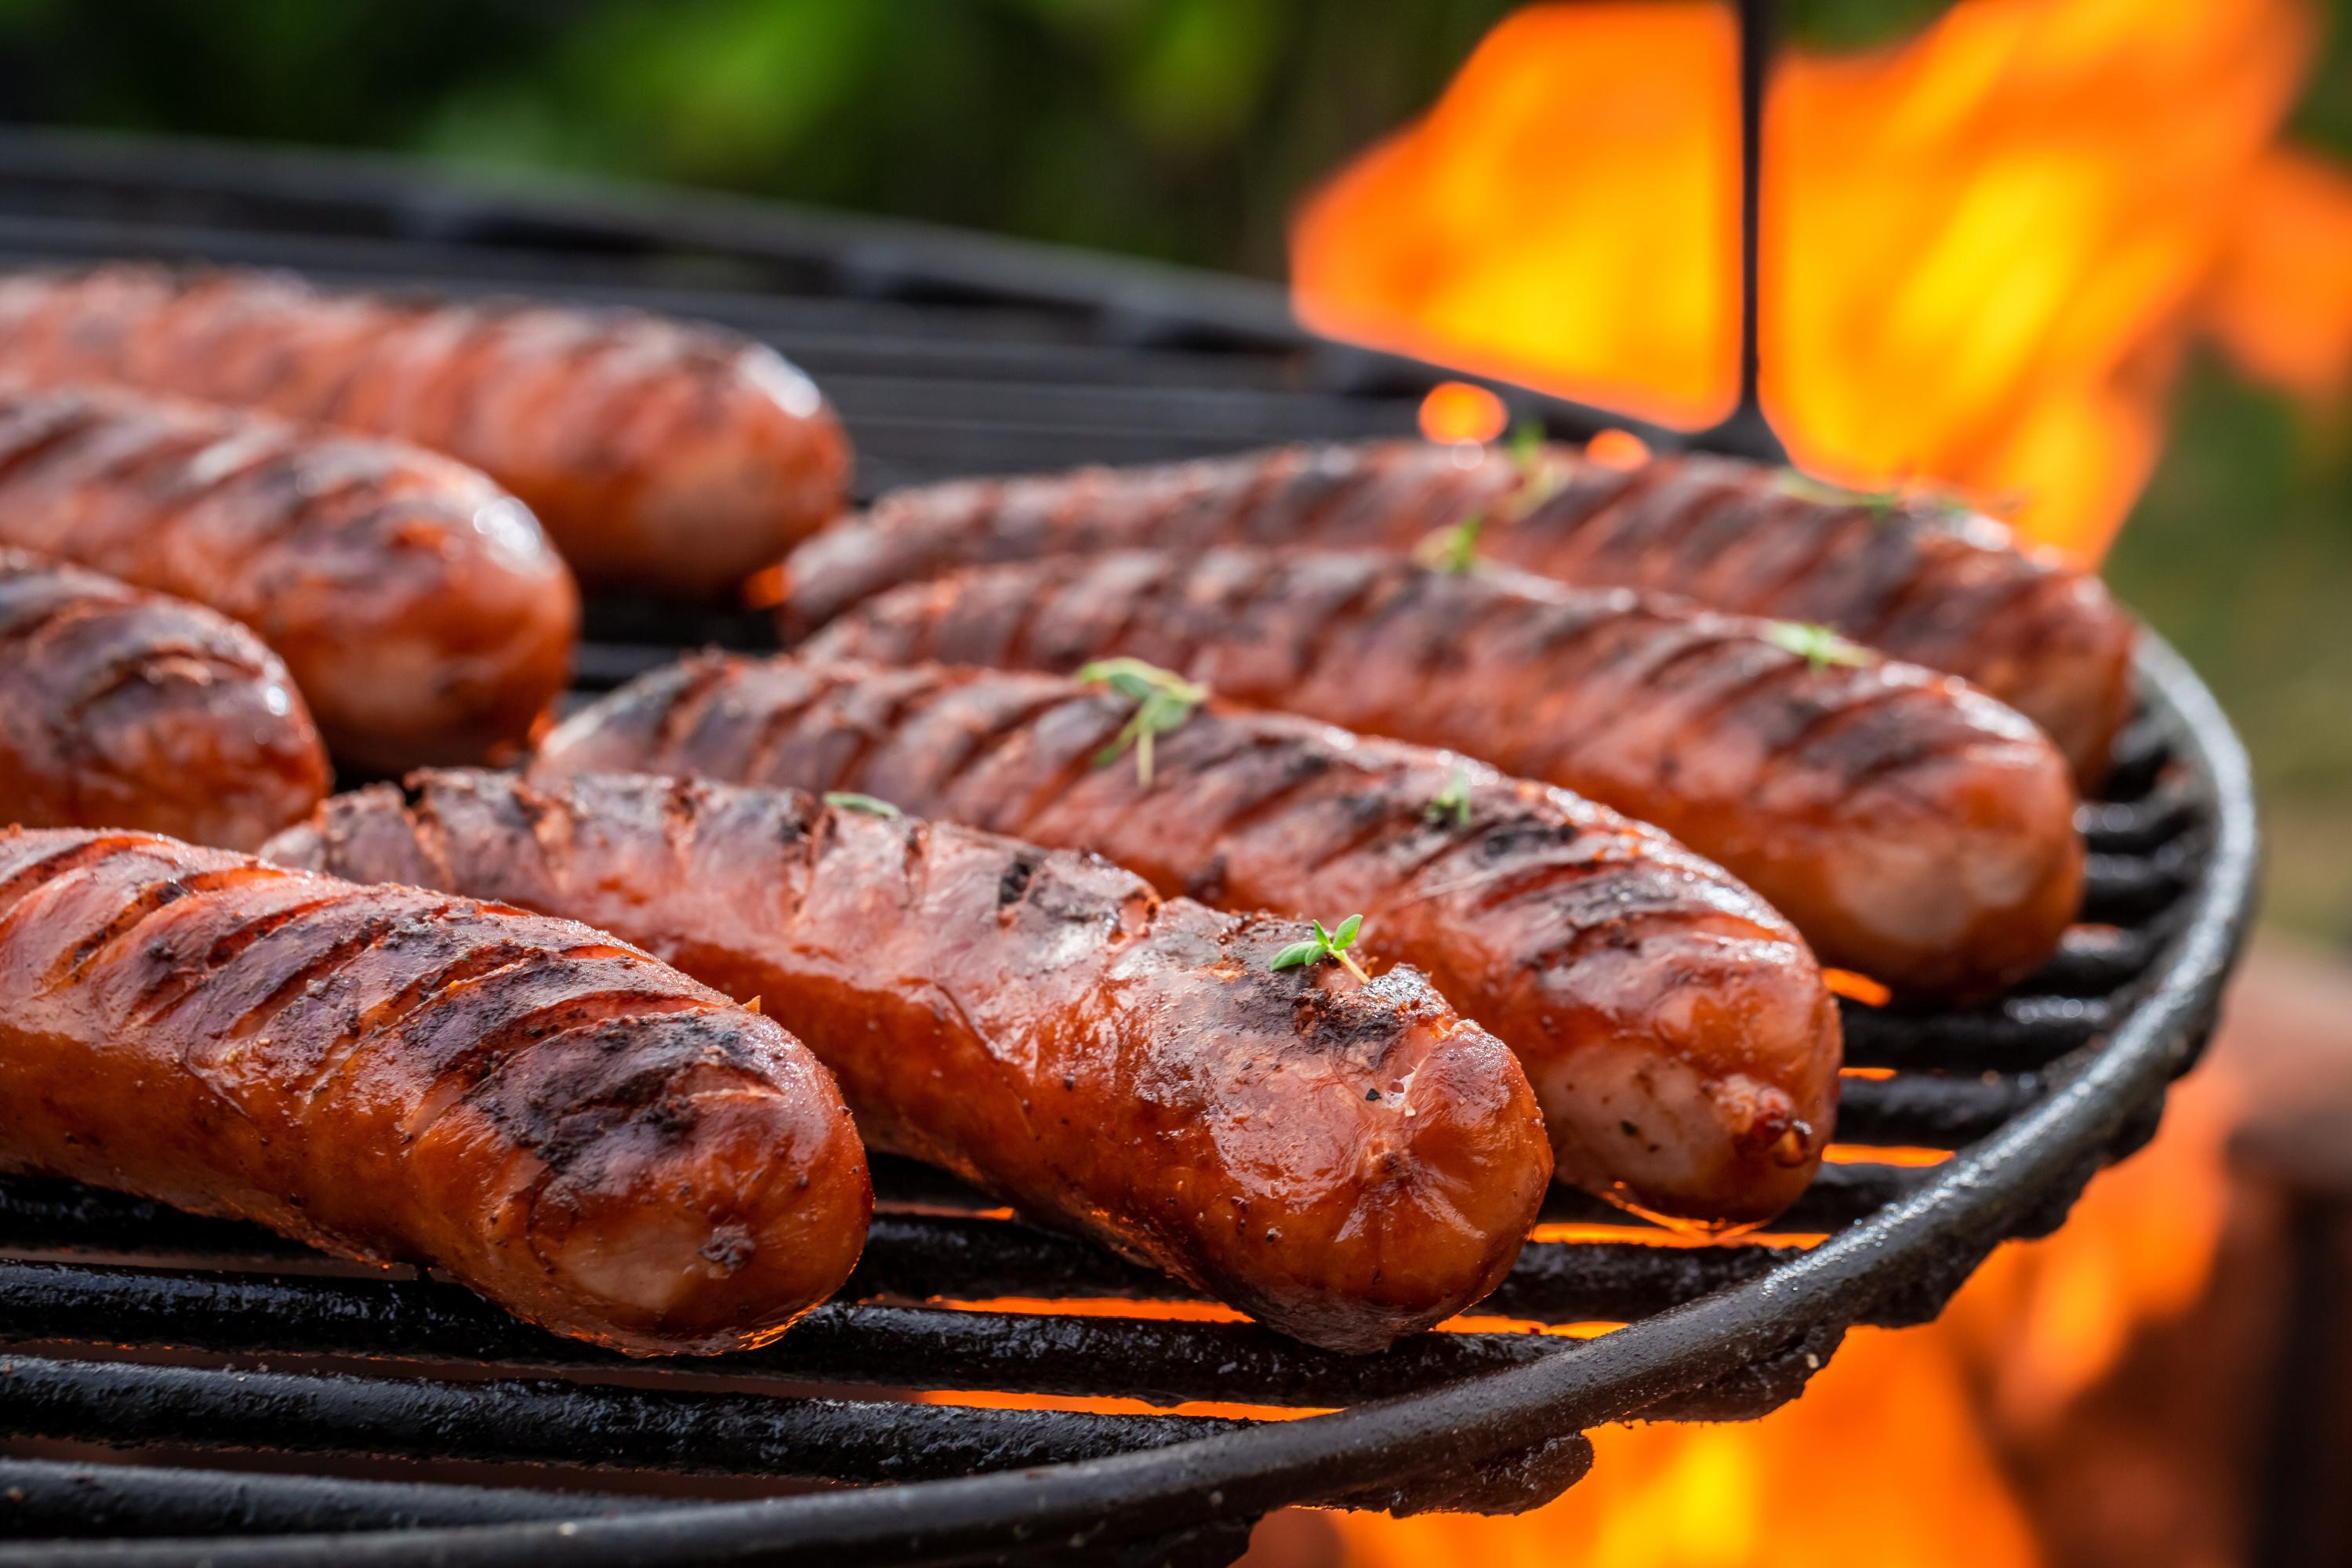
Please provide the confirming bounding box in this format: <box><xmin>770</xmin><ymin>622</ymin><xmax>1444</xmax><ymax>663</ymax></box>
<box><xmin>1294</xmin><ymin>0</ymin><xmax>2352</xmax><ymax>563</ymax></box>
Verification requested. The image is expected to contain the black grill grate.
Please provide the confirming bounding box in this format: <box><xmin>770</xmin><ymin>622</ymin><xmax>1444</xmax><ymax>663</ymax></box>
<box><xmin>0</xmin><ymin>129</ymin><xmax>2259</xmax><ymax>1568</ymax></box>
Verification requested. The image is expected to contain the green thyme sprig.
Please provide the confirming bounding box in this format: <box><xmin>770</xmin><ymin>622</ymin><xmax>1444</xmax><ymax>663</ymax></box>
<box><xmin>824</xmin><ymin>791</ymin><xmax>902</xmax><ymax>818</ymax></box>
<box><xmin>1764</xmin><ymin>620</ymin><xmax>1873</xmax><ymax>672</ymax></box>
<box><xmin>1425</xmin><ymin>764</ymin><xmax>1473</xmax><ymax>827</ymax></box>
<box><xmin>1271</xmin><ymin>914</ymin><xmax>1371</xmax><ymax>983</ymax></box>
<box><xmin>1078</xmin><ymin>657</ymin><xmax>1208</xmax><ymax>788</ymax></box>
<box><xmin>1417</xmin><ymin>419</ymin><xmax>1559</xmax><ymax>575</ymax></box>
<box><xmin>1418</xmin><ymin>509</ymin><xmax>1490</xmax><ymax>574</ymax></box>
<box><xmin>1776</xmin><ymin>469</ymin><xmax>1974</xmax><ymax>525</ymax></box>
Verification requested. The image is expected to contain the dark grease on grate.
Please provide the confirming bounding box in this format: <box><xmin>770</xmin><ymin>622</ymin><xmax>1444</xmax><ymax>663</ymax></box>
<box><xmin>0</xmin><ymin>129</ymin><xmax>2257</xmax><ymax>1567</ymax></box>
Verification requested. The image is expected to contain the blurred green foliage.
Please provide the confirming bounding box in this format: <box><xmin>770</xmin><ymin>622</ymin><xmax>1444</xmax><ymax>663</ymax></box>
<box><xmin>2</xmin><ymin>0</ymin><xmax>2347</xmax><ymax>938</ymax></box>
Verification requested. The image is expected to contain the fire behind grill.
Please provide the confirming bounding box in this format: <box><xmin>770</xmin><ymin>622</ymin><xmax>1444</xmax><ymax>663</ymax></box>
<box><xmin>0</xmin><ymin>129</ymin><xmax>2259</xmax><ymax>1568</ymax></box>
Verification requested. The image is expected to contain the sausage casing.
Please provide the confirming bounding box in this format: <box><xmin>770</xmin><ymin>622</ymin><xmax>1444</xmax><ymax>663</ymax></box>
<box><xmin>0</xmin><ymin>264</ymin><xmax>851</xmax><ymax>599</ymax></box>
<box><xmin>266</xmin><ymin>771</ymin><xmax>1552</xmax><ymax>1351</ymax></box>
<box><xmin>0</xmin><ymin>828</ymin><xmax>870</xmax><ymax>1355</ymax></box>
<box><xmin>800</xmin><ymin>550</ymin><xmax>2086</xmax><ymax>999</ymax></box>
<box><xmin>533</xmin><ymin>656</ymin><xmax>1840</xmax><ymax>1229</ymax></box>
<box><xmin>0</xmin><ymin>384</ymin><xmax>576</xmax><ymax>771</ymax></box>
<box><xmin>779</xmin><ymin>441</ymin><xmax>2134</xmax><ymax>783</ymax></box>
<box><xmin>0</xmin><ymin>550</ymin><xmax>329</xmax><ymax>850</ymax></box>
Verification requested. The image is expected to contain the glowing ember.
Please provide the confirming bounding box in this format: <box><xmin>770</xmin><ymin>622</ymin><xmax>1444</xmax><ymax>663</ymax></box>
<box><xmin>1417</xmin><ymin>380</ymin><xmax>1512</xmax><ymax>443</ymax></box>
<box><xmin>1822</xmin><ymin>968</ymin><xmax>1892</xmax><ymax>1007</ymax></box>
<box><xmin>1583</xmin><ymin>428</ymin><xmax>1653</xmax><ymax>470</ymax></box>
<box><xmin>1295</xmin><ymin>0</ymin><xmax>2352</xmax><ymax>564</ymax></box>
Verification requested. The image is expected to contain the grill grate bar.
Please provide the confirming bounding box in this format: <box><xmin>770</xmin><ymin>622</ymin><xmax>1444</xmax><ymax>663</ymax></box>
<box><xmin>1839</xmin><ymin>993</ymin><xmax>2114</xmax><ymax>1073</ymax></box>
<box><xmin>0</xmin><ymin>1355</ymin><xmax>1240</xmax><ymax>1487</ymax></box>
<box><xmin>0</xmin><ymin>1260</ymin><xmax>1560</xmax><ymax>1414</ymax></box>
<box><xmin>844</xmin><ymin>1217</ymin><xmax>1816</xmax><ymax>1327</ymax></box>
<box><xmin>0</xmin><ymin>1458</ymin><xmax>673</xmax><ymax>1540</ymax></box>
<box><xmin>1833</xmin><ymin>1072</ymin><xmax>2045</xmax><ymax>1148</ymax></box>
<box><xmin>0</xmin><ymin>1160</ymin><xmax>1925</xmax><ymax>1277</ymax></box>
<box><xmin>0</xmin><ymin>1261</ymin><xmax>1850</xmax><ymax>1428</ymax></box>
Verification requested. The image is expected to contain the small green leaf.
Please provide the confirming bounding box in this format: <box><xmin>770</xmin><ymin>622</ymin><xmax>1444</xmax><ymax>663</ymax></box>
<box><xmin>824</xmin><ymin>791</ymin><xmax>901</xmax><ymax>818</ymax></box>
<box><xmin>1417</xmin><ymin>420</ymin><xmax>1559</xmax><ymax>575</ymax></box>
<box><xmin>1416</xmin><ymin>511</ymin><xmax>1487</xmax><ymax>575</ymax></box>
<box><xmin>1775</xmin><ymin>468</ymin><xmax>1969</xmax><ymax>526</ymax></box>
<box><xmin>1269</xmin><ymin>913</ymin><xmax>1374</xmax><ymax>982</ymax></box>
<box><xmin>1763</xmin><ymin>620</ymin><xmax>1872</xmax><ymax>672</ymax></box>
<box><xmin>1080</xmin><ymin>657</ymin><xmax>1209</xmax><ymax>788</ymax></box>
<box><xmin>1425</xmin><ymin>765</ymin><xmax>1473</xmax><ymax>827</ymax></box>
<box><xmin>1506</xmin><ymin>418</ymin><xmax>1546</xmax><ymax>472</ymax></box>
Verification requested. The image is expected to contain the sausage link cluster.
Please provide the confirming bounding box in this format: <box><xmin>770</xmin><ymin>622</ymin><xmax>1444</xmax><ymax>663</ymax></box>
<box><xmin>536</xmin><ymin>655</ymin><xmax>1842</xmax><ymax>1229</ymax></box>
<box><xmin>781</xmin><ymin>440</ymin><xmax>2134</xmax><ymax>782</ymax></box>
<box><xmin>0</xmin><ymin>827</ymin><xmax>869</xmax><ymax>1355</ymax></box>
<box><xmin>267</xmin><ymin>770</ymin><xmax>1552</xmax><ymax>1350</ymax></box>
<box><xmin>800</xmin><ymin>550</ymin><xmax>2085</xmax><ymax>998</ymax></box>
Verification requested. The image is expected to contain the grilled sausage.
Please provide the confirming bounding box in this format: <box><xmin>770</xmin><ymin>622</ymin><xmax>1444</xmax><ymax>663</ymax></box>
<box><xmin>0</xmin><ymin>827</ymin><xmax>869</xmax><ymax>1355</ymax></box>
<box><xmin>265</xmin><ymin>771</ymin><xmax>1551</xmax><ymax>1351</ymax></box>
<box><xmin>0</xmin><ymin>550</ymin><xmax>329</xmax><ymax>850</ymax></box>
<box><xmin>0</xmin><ymin>264</ymin><xmax>851</xmax><ymax>599</ymax></box>
<box><xmin>779</xmin><ymin>441</ymin><xmax>2135</xmax><ymax>783</ymax></box>
<box><xmin>532</xmin><ymin>658</ymin><xmax>1839</xmax><ymax>1229</ymax></box>
<box><xmin>799</xmin><ymin>550</ymin><xmax>2086</xmax><ymax>998</ymax></box>
<box><xmin>0</xmin><ymin>384</ymin><xmax>576</xmax><ymax>771</ymax></box>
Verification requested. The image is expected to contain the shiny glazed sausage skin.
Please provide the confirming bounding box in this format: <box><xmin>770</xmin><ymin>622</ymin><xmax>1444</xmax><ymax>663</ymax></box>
<box><xmin>779</xmin><ymin>441</ymin><xmax>2134</xmax><ymax>784</ymax></box>
<box><xmin>0</xmin><ymin>384</ymin><xmax>576</xmax><ymax>772</ymax></box>
<box><xmin>533</xmin><ymin>656</ymin><xmax>1841</xmax><ymax>1230</ymax></box>
<box><xmin>0</xmin><ymin>550</ymin><xmax>329</xmax><ymax>850</ymax></box>
<box><xmin>800</xmin><ymin>550</ymin><xmax>2086</xmax><ymax>999</ymax></box>
<box><xmin>0</xmin><ymin>265</ymin><xmax>851</xmax><ymax>598</ymax></box>
<box><xmin>0</xmin><ymin>828</ymin><xmax>870</xmax><ymax>1356</ymax></box>
<box><xmin>265</xmin><ymin>771</ymin><xmax>1551</xmax><ymax>1351</ymax></box>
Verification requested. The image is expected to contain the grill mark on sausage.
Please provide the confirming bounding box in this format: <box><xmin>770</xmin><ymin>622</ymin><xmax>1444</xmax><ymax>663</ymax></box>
<box><xmin>1517</xmin><ymin>456</ymin><xmax>1673</xmax><ymax>567</ymax></box>
<box><xmin>215</xmin><ymin>906</ymin><xmax>430</xmax><ymax>1047</ymax></box>
<box><xmin>812</xmin><ymin>673</ymin><xmax>933</xmax><ymax>797</ymax></box>
<box><xmin>122</xmin><ymin>882</ymin><xmax>335</xmax><ymax>1021</ymax></box>
<box><xmin>1534</xmin><ymin>619</ymin><xmax>1760</xmax><ymax>762</ymax></box>
<box><xmin>382</xmin><ymin>986</ymin><xmax>717</xmax><ymax>1152</ymax></box>
<box><xmin>918</xmin><ymin>688</ymin><xmax>1116</xmax><ymax>832</ymax></box>
<box><xmin>0</xmin><ymin>835</ymin><xmax>155</xmax><ymax>929</ymax></box>
<box><xmin>295</xmin><ymin>938</ymin><xmax>551</xmax><ymax>1104</ymax></box>
<box><xmin>0</xmin><ymin>401</ymin><xmax>111</xmax><ymax>489</ymax></box>
<box><xmin>50</xmin><ymin>862</ymin><xmax>283</xmax><ymax>982</ymax></box>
